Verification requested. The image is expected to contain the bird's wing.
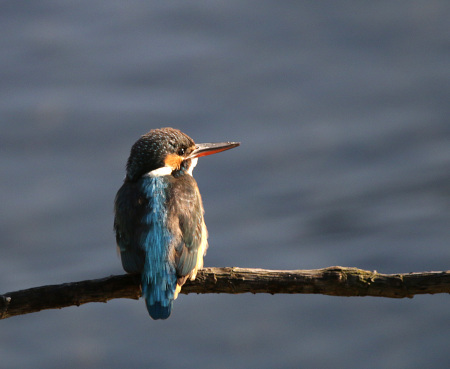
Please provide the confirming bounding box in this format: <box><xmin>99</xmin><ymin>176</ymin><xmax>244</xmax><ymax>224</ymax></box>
<box><xmin>114</xmin><ymin>181</ymin><xmax>147</xmax><ymax>273</ymax></box>
<box><xmin>169</xmin><ymin>175</ymin><xmax>207</xmax><ymax>278</ymax></box>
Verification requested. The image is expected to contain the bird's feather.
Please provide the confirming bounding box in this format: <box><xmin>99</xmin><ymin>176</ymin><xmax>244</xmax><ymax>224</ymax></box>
<box><xmin>114</xmin><ymin>172</ymin><xmax>208</xmax><ymax>319</ymax></box>
<box><xmin>114</xmin><ymin>181</ymin><xmax>146</xmax><ymax>273</ymax></box>
<box><xmin>167</xmin><ymin>174</ymin><xmax>208</xmax><ymax>279</ymax></box>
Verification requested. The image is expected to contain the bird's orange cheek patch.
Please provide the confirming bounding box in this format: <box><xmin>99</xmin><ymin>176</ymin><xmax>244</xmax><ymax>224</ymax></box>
<box><xmin>164</xmin><ymin>154</ymin><xmax>183</xmax><ymax>171</ymax></box>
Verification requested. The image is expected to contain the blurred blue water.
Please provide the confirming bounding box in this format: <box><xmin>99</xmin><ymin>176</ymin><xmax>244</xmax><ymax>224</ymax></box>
<box><xmin>1</xmin><ymin>1</ymin><xmax>449</xmax><ymax>368</ymax></box>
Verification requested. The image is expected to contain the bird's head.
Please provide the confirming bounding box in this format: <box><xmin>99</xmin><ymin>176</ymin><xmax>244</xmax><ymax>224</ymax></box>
<box><xmin>125</xmin><ymin>127</ymin><xmax>239</xmax><ymax>181</ymax></box>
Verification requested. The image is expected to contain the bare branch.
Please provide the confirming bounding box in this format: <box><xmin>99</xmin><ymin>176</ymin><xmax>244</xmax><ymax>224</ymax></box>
<box><xmin>1</xmin><ymin>267</ymin><xmax>449</xmax><ymax>320</ymax></box>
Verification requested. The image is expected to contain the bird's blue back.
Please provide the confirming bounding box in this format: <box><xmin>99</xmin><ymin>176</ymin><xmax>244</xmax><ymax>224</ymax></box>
<box><xmin>114</xmin><ymin>172</ymin><xmax>205</xmax><ymax>319</ymax></box>
<box><xmin>140</xmin><ymin>176</ymin><xmax>177</xmax><ymax>319</ymax></box>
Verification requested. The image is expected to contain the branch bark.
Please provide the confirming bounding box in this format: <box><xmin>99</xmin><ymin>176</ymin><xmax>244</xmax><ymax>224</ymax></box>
<box><xmin>1</xmin><ymin>266</ymin><xmax>449</xmax><ymax>320</ymax></box>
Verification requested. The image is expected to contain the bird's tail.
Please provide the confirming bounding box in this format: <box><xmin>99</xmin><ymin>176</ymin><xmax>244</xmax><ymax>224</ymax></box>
<box><xmin>141</xmin><ymin>269</ymin><xmax>178</xmax><ymax>320</ymax></box>
<box><xmin>145</xmin><ymin>300</ymin><xmax>172</xmax><ymax>320</ymax></box>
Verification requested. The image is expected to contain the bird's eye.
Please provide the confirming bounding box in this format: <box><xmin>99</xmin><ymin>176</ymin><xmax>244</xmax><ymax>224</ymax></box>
<box><xmin>177</xmin><ymin>148</ymin><xmax>185</xmax><ymax>156</ymax></box>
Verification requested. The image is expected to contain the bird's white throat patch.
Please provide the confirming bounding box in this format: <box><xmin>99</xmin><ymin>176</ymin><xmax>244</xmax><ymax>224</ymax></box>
<box><xmin>147</xmin><ymin>166</ymin><xmax>173</xmax><ymax>178</ymax></box>
<box><xmin>146</xmin><ymin>158</ymin><xmax>198</xmax><ymax>178</ymax></box>
<box><xmin>187</xmin><ymin>158</ymin><xmax>198</xmax><ymax>175</ymax></box>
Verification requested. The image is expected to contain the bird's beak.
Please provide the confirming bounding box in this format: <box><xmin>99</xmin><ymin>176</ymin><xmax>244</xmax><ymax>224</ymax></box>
<box><xmin>187</xmin><ymin>142</ymin><xmax>240</xmax><ymax>159</ymax></box>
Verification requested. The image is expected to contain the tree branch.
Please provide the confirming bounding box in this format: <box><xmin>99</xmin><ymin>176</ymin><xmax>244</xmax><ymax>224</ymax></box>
<box><xmin>1</xmin><ymin>267</ymin><xmax>449</xmax><ymax>320</ymax></box>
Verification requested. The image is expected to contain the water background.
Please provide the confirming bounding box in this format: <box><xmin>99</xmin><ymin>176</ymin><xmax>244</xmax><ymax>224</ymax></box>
<box><xmin>1</xmin><ymin>2</ymin><xmax>449</xmax><ymax>368</ymax></box>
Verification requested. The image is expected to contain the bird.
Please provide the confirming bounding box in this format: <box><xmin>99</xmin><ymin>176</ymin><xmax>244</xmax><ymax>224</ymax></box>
<box><xmin>114</xmin><ymin>127</ymin><xmax>239</xmax><ymax>319</ymax></box>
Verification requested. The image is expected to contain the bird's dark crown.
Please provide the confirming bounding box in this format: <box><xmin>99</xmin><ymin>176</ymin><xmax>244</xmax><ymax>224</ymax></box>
<box><xmin>126</xmin><ymin>127</ymin><xmax>195</xmax><ymax>182</ymax></box>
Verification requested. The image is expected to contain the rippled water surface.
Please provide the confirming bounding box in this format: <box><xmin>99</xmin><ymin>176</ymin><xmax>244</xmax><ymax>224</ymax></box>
<box><xmin>1</xmin><ymin>2</ymin><xmax>449</xmax><ymax>368</ymax></box>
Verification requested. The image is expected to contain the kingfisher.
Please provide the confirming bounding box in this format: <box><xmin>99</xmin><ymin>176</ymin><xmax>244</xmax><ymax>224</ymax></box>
<box><xmin>114</xmin><ymin>127</ymin><xmax>239</xmax><ymax>320</ymax></box>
